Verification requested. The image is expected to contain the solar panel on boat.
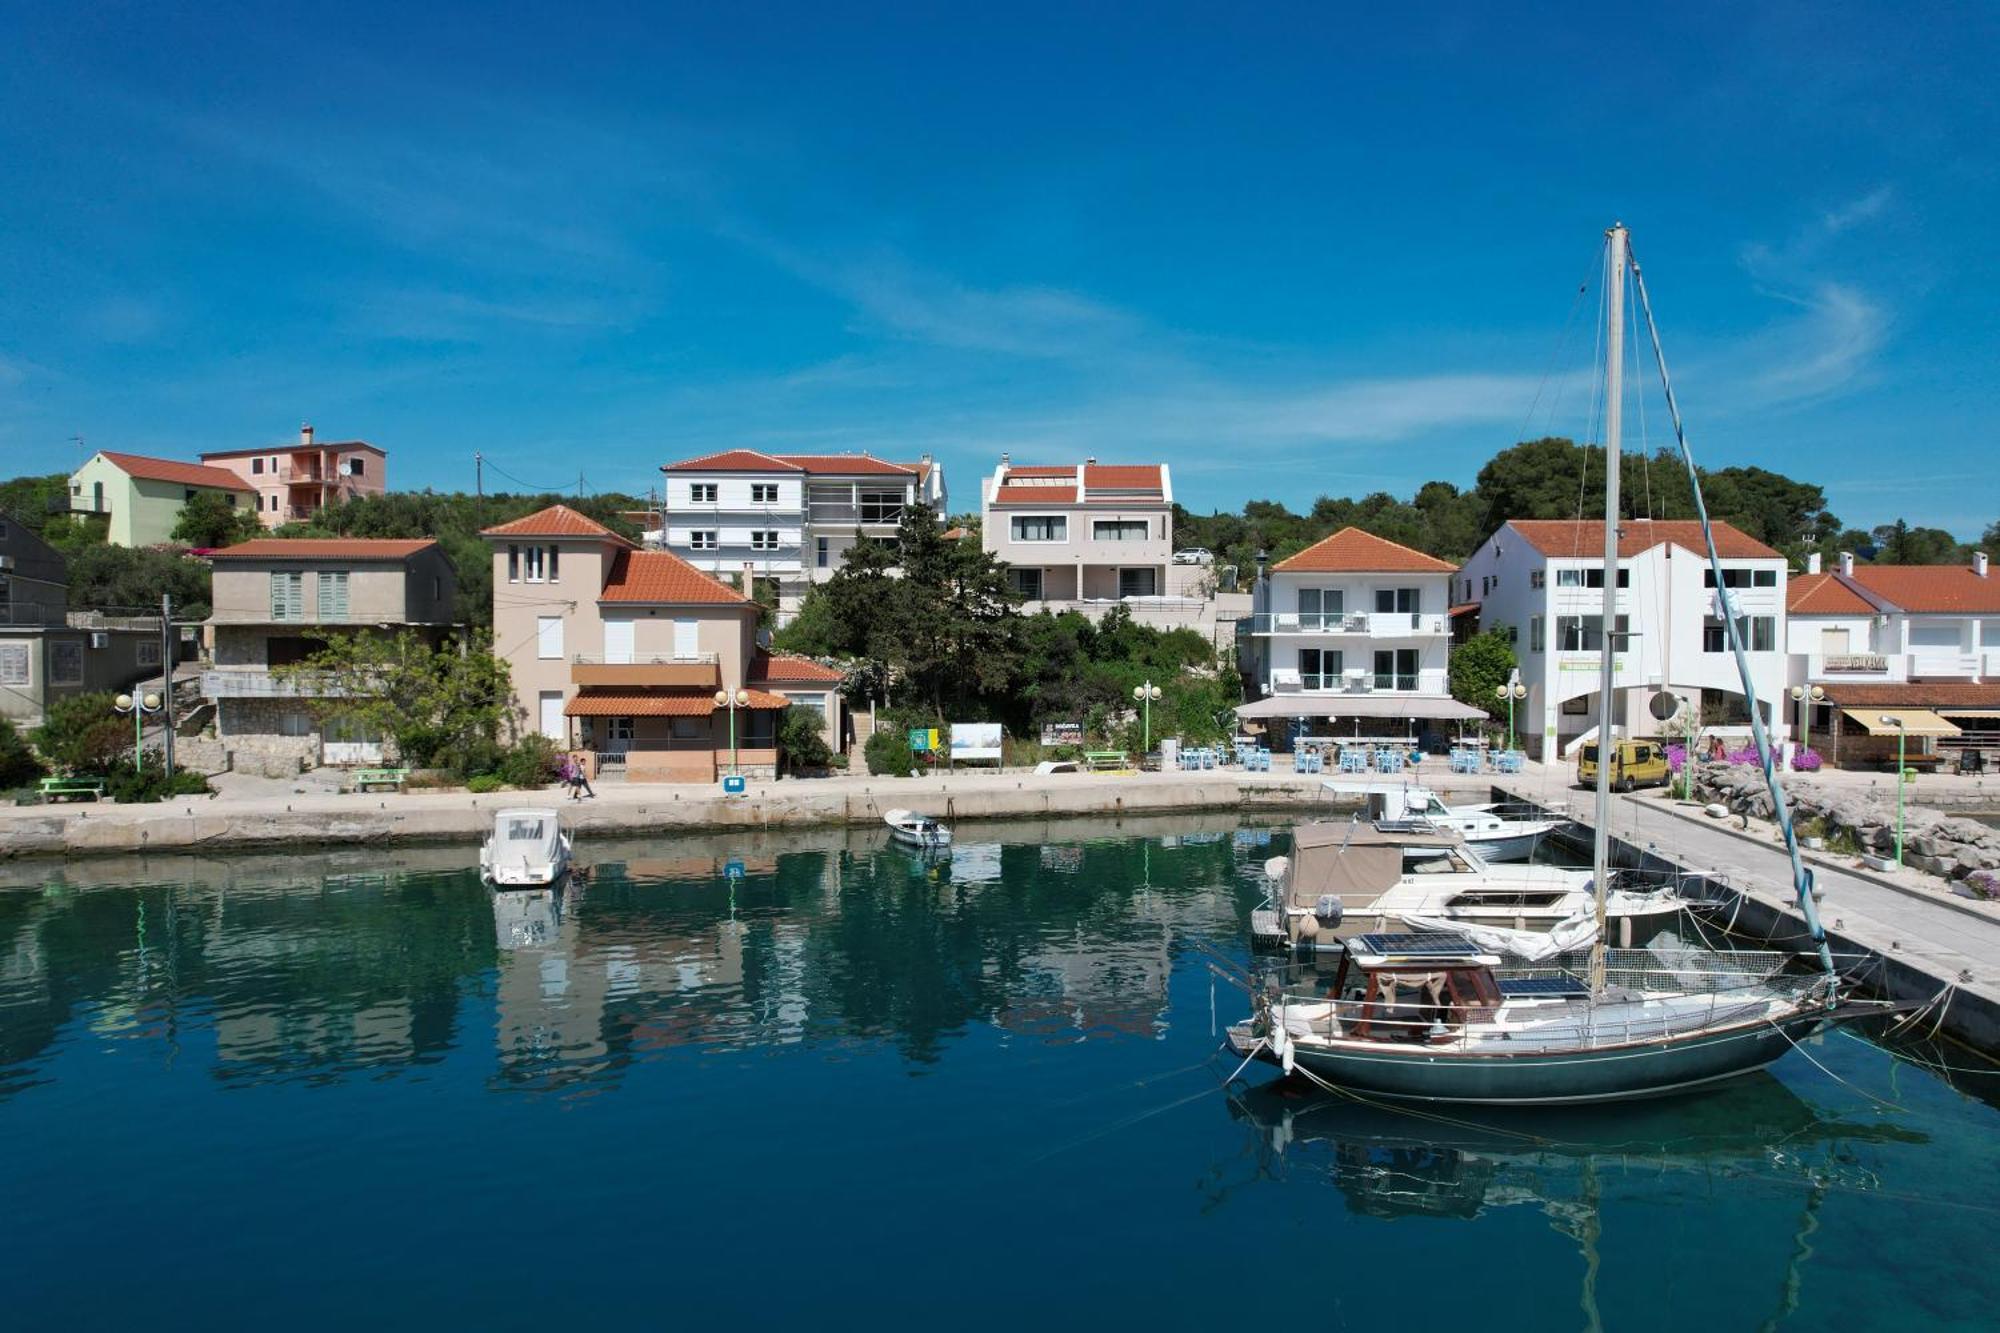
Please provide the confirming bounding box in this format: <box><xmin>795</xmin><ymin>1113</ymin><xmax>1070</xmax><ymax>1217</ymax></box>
<box><xmin>1350</xmin><ymin>932</ymin><xmax>1485</xmax><ymax>959</ymax></box>
<box><xmin>1497</xmin><ymin>976</ymin><xmax>1591</xmax><ymax>998</ymax></box>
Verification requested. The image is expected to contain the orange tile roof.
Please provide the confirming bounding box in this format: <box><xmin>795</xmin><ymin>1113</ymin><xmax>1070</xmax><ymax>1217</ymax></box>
<box><xmin>662</xmin><ymin>449</ymin><xmax>800</xmax><ymax>473</ymax></box>
<box><xmin>1787</xmin><ymin>571</ymin><xmax>1876</xmax><ymax>615</ymax></box>
<box><xmin>1274</xmin><ymin>526</ymin><xmax>1457</xmax><ymax>574</ymax></box>
<box><xmin>1005</xmin><ymin>466</ymin><xmax>1077</xmax><ymax>479</ymax></box>
<box><xmin>1083</xmin><ymin>464</ymin><xmax>1163</xmax><ymax>492</ymax></box>
<box><xmin>993</xmin><ymin>485</ymin><xmax>1076</xmax><ymax>505</ymax></box>
<box><xmin>564</xmin><ymin>686</ymin><xmax>787</xmax><ymax>716</ymax></box>
<box><xmin>599</xmin><ymin>550</ymin><xmax>750</xmax><ymax>604</ymax></box>
<box><xmin>210</xmin><ymin>538</ymin><xmax>436</xmax><ymax>560</ymax></box>
<box><xmin>1817</xmin><ymin>683</ymin><xmax>2000</xmax><ymax>708</ymax></box>
<box><xmin>750</xmin><ymin>653</ymin><xmax>844</xmax><ymax>684</ymax></box>
<box><xmin>1506</xmin><ymin>518</ymin><xmax>1780</xmax><ymax>560</ymax></box>
<box><xmin>1844</xmin><ymin>565</ymin><xmax>2000</xmax><ymax>614</ymax></box>
<box><xmin>480</xmin><ymin>504</ymin><xmax>634</xmax><ymax>543</ymax></box>
<box><xmin>770</xmin><ymin>453</ymin><xmax>917</xmax><ymax>476</ymax></box>
<box><xmin>98</xmin><ymin>451</ymin><xmax>256</xmax><ymax>492</ymax></box>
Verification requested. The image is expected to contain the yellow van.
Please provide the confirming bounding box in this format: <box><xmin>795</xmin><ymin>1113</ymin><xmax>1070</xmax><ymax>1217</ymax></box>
<box><xmin>1577</xmin><ymin>739</ymin><xmax>1671</xmax><ymax>791</ymax></box>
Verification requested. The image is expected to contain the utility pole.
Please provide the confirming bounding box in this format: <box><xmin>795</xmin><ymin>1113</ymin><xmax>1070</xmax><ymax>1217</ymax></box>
<box><xmin>474</xmin><ymin>452</ymin><xmax>484</xmax><ymax>516</ymax></box>
<box><xmin>161</xmin><ymin>592</ymin><xmax>176</xmax><ymax>778</ymax></box>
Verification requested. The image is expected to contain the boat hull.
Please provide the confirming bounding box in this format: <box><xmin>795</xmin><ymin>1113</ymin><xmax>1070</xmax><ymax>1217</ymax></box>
<box><xmin>1263</xmin><ymin>1006</ymin><xmax>1842</xmax><ymax>1105</ymax></box>
<box><xmin>1458</xmin><ymin>828</ymin><xmax>1553</xmax><ymax>863</ymax></box>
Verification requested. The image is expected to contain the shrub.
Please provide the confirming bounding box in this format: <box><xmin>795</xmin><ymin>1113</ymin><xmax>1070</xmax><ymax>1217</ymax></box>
<box><xmin>495</xmin><ymin>735</ymin><xmax>561</xmax><ymax>788</ymax></box>
<box><xmin>103</xmin><ymin>760</ymin><xmax>211</xmax><ymax>804</ymax></box>
<box><xmin>466</xmin><ymin>774</ymin><xmax>506</xmax><ymax>793</ymax></box>
<box><xmin>777</xmin><ymin>705</ymin><xmax>833</xmax><ymax>772</ymax></box>
<box><xmin>0</xmin><ymin>717</ymin><xmax>44</xmax><ymax>788</ymax></box>
<box><xmin>32</xmin><ymin>693</ymin><xmax>131</xmax><ymax>774</ymax></box>
<box><xmin>864</xmin><ymin>727</ymin><xmax>915</xmax><ymax>777</ymax></box>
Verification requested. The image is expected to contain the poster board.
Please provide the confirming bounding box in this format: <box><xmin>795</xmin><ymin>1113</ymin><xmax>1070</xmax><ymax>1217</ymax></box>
<box><xmin>950</xmin><ymin>722</ymin><xmax>1004</xmax><ymax>764</ymax></box>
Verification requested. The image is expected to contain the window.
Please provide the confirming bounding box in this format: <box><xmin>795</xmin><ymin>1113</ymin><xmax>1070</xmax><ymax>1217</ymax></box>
<box><xmin>1010</xmin><ymin>568</ymin><xmax>1044</xmax><ymax>599</ymax></box>
<box><xmin>785</xmin><ymin>694</ymin><xmax>827</xmax><ymax>719</ymax></box>
<box><xmin>1704</xmin><ymin>615</ymin><xmax>1777</xmax><ymax>653</ymax></box>
<box><xmin>1093</xmin><ymin>520</ymin><xmax>1149</xmax><ymax>541</ymax></box>
<box><xmin>317</xmin><ymin>571</ymin><xmax>349</xmax><ymax>621</ymax></box>
<box><xmin>547</xmin><ymin>545</ymin><xmax>559</xmax><ymax>582</ymax></box>
<box><xmin>859</xmin><ymin>490</ymin><xmax>904</xmax><ymax>524</ymax></box>
<box><xmin>690</xmin><ymin>530</ymin><xmax>718</xmax><ymax>551</ymax></box>
<box><xmin>670</xmin><ymin>716</ymin><xmax>707</xmax><ymax>740</ymax></box>
<box><xmin>742</xmin><ymin>708</ymin><xmax>777</xmax><ymax>748</ymax></box>
<box><xmin>138</xmin><ymin>639</ymin><xmax>161</xmax><ymax>668</ymax></box>
<box><xmin>750</xmin><ymin>530</ymin><xmax>780</xmax><ymax>551</ymax></box>
<box><xmin>1555</xmin><ymin>614</ymin><xmax>1629</xmax><ymax>652</ymax></box>
<box><xmin>1556</xmin><ymin>567</ymin><xmax>1630</xmax><ymax>588</ymax></box>
<box><xmin>347</xmin><ymin>457</ymin><xmax>366</xmax><ymax>477</ymax></box>
<box><xmin>816</xmin><ymin>536</ymin><xmax>830</xmax><ymax>568</ymax></box>
<box><xmin>50</xmin><ymin>640</ymin><xmax>83</xmax><ymax>686</ymax></box>
<box><xmin>1531</xmin><ymin>570</ymin><xmax>1545</xmax><ymax>589</ymax></box>
<box><xmin>1503</xmin><ymin>624</ymin><xmax>1518</xmax><ymax>645</ymax></box>
<box><xmin>92</xmin><ymin>480</ymin><xmax>104</xmax><ymax>512</ymax></box>
<box><xmin>1298</xmin><ymin>648</ymin><xmax>1343</xmax><ymax>690</ymax></box>
<box><xmin>1375</xmin><ymin>588</ymin><xmax>1419</xmax><ymax>613</ymax></box>
<box><xmin>691</xmin><ymin>483</ymin><xmax>718</xmax><ymax>504</ymax></box>
<box><xmin>251</xmin><ymin>457</ymin><xmax>264</xmax><ymax>475</ymax></box>
<box><xmin>278</xmin><ymin>710</ymin><xmax>314</xmax><ymax>737</ymax></box>
<box><xmin>537</xmin><ymin>616</ymin><xmax>564</xmax><ymax>660</ymax></box>
<box><xmin>1010</xmin><ymin>515</ymin><xmax>1067</xmax><ymax>543</ymax></box>
<box><xmin>432</xmin><ymin>576</ymin><xmax>441</xmax><ymax>601</ymax></box>
<box><xmin>608</xmin><ymin>716</ymin><xmax>636</xmax><ymax>742</ymax></box>
<box><xmin>1298</xmin><ymin>588</ymin><xmax>1344</xmax><ymax>629</ymax></box>
<box><xmin>751</xmin><ymin>483</ymin><xmax>779</xmax><ymax>504</ymax></box>
<box><xmin>1704</xmin><ymin>567</ymin><xmax>1779</xmax><ymax>589</ymax></box>
<box><xmin>525</xmin><ymin>545</ymin><xmax>549</xmax><ymax>582</ymax></box>
<box><xmin>1530</xmin><ymin>615</ymin><xmax>1544</xmax><ymax>653</ymax></box>
<box><xmin>508</xmin><ymin>544</ymin><xmax>520</xmax><ymax>582</ymax></box>
<box><xmin>1373</xmin><ymin>648</ymin><xmax>1419</xmax><ymax>691</ymax></box>
<box><xmin>270</xmin><ymin>571</ymin><xmax>304</xmax><ymax>621</ymax></box>
<box><xmin>0</xmin><ymin>644</ymin><xmax>27</xmax><ymax>685</ymax></box>
<box><xmin>1119</xmin><ymin>568</ymin><xmax>1157</xmax><ymax>598</ymax></box>
<box><xmin>226</xmin><ymin>494</ymin><xmax>237</xmax><ymax>507</ymax></box>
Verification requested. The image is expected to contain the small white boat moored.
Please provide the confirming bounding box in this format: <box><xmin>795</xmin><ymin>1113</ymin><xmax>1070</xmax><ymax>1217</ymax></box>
<box><xmin>884</xmin><ymin>808</ymin><xmax>952</xmax><ymax>850</ymax></box>
<box><xmin>480</xmin><ymin>807</ymin><xmax>574</xmax><ymax>887</ymax></box>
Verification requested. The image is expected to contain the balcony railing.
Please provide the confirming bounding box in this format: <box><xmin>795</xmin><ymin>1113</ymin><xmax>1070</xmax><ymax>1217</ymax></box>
<box><xmin>569</xmin><ymin>652</ymin><xmax>718</xmax><ymax>665</ymax></box>
<box><xmin>1270</xmin><ymin>668</ymin><xmax>1447</xmax><ymax>695</ymax></box>
<box><xmin>200</xmin><ymin>668</ymin><xmax>344</xmax><ymax>699</ymax></box>
<box><xmin>1243</xmin><ymin>612</ymin><xmax>1446</xmax><ymax>636</ymax></box>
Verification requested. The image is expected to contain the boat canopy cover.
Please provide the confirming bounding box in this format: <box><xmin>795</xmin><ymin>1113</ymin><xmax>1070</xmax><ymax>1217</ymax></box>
<box><xmin>492</xmin><ymin>808</ymin><xmax>559</xmax><ymax>849</ymax></box>
<box><xmin>1284</xmin><ymin>823</ymin><xmax>1457</xmax><ymax>910</ymax></box>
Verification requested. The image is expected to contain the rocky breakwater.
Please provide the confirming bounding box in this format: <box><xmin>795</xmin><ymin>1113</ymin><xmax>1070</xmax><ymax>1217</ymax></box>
<box><xmin>1696</xmin><ymin>762</ymin><xmax>2000</xmax><ymax>898</ymax></box>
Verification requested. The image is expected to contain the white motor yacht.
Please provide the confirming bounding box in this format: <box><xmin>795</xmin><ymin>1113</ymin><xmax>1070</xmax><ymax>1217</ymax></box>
<box><xmin>480</xmin><ymin>807</ymin><xmax>574</xmax><ymax>887</ymax></box>
<box><xmin>1323</xmin><ymin>781</ymin><xmax>1568</xmax><ymax>862</ymax></box>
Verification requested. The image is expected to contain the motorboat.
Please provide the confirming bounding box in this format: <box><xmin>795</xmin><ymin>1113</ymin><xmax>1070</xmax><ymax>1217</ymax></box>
<box><xmin>884</xmin><ymin>807</ymin><xmax>952</xmax><ymax>850</ymax></box>
<box><xmin>1256</xmin><ymin>820</ymin><xmax>1697</xmax><ymax>951</ymax></box>
<box><xmin>480</xmin><ymin>807</ymin><xmax>573</xmax><ymax>887</ymax></box>
<box><xmin>1325</xmin><ymin>781</ymin><xmax>1568</xmax><ymax>862</ymax></box>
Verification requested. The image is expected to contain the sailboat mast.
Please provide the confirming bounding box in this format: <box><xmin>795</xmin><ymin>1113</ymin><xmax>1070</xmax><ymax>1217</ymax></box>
<box><xmin>1589</xmin><ymin>224</ymin><xmax>1628</xmax><ymax>992</ymax></box>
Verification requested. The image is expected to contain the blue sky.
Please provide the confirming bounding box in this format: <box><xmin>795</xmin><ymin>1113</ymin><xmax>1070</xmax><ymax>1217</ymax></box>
<box><xmin>2</xmin><ymin>2</ymin><xmax>1994</xmax><ymax>535</ymax></box>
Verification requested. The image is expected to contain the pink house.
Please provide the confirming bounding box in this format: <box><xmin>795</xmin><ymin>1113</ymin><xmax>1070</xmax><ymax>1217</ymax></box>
<box><xmin>201</xmin><ymin>424</ymin><xmax>387</xmax><ymax>529</ymax></box>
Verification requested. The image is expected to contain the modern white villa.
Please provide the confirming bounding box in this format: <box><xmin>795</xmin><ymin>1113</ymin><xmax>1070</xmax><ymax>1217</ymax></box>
<box><xmin>653</xmin><ymin>449</ymin><xmax>945</xmax><ymax>623</ymax></box>
<box><xmin>1455</xmin><ymin>519</ymin><xmax>1791</xmax><ymax>759</ymax></box>
<box><xmin>1236</xmin><ymin>527</ymin><xmax>1483</xmax><ymax>744</ymax></box>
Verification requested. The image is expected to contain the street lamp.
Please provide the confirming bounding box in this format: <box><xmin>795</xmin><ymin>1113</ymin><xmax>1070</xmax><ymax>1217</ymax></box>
<box><xmin>1133</xmin><ymin>680</ymin><xmax>1163</xmax><ymax>754</ymax></box>
<box><xmin>114</xmin><ymin>691</ymin><xmax>163</xmax><ymax>771</ymax></box>
<box><xmin>1493</xmin><ymin>672</ymin><xmax>1527</xmax><ymax>752</ymax></box>
<box><xmin>1880</xmin><ymin>714</ymin><xmax>1906</xmax><ymax>867</ymax></box>
<box><xmin>1789</xmin><ymin>684</ymin><xmax>1826</xmax><ymax>763</ymax></box>
<box><xmin>714</xmin><ymin>687</ymin><xmax>750</xmax><ymax>776</ymax></box>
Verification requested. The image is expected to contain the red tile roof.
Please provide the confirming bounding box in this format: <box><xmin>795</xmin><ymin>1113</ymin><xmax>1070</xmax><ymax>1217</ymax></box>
<box><xmin>663</xmin><ymin>450</ymin><xmax>926</xmax><ymax>477</ymax></box>
<box><xmin>1844</xmin><ymin>565</ymin><xmax>2000</xmax><ymax>614</ymax></box>
<box><xmin>1274</xmin><ymin>526</ymin><xmax>1457</xmax><ymax>574</ymax></box>
<box><xmin>1083</xmin><ymin>464</ymin><xmax>1163</xmax><ymax>493</ymax></box>
<box><xmin>661</xmin><ymin>449</ymin><xmax>800</xmax><ymax>473</ymax></box>
<box><xmin>599</xmin><ymin>550</ymin><xmax>750</xmax><ymax>604</ymax></box>
<box><xmin>1788</xmin><ymin>572</ymin><xmax>1876</xmax><ymax>615</ymax></box>
<box><xmin>210</xmin><ymin>538</ymin><xmax>436</xmax><ymax>560</ymax></box>
<box><xmin>992</xmin><ymin>485</ymin><xmax>1076</xmax><ymax>505</ymax></box>
<box><xmin>770</xmin><ymin>453</ymin><xmax>917</xmax><ymax>476</ymax></box>
<box><xmin>98</xmin><ymin>451</ymin><xmax>256</xmax><ymax>492</ymax></box>
<box><xmin>480</xmin><ymin>504</ymin><xmax>634</xmax><ymax>543</ymax></box>
<box><xmin>1005</xmin><ymin>466</ymin><xmax>1077</xmax><ymax>479</ymax></box>
<box><xmin>1506</xmin><ymin>518</ymin><xmax>1781</xmax><ymax>560</ymax></box>
<box><xmin>1817</xmin><ymin>683</ymin><xmax>2000</xmax><ymax>708</ymax></box>
<box><xmin>750</xmin><ymin>653</ymin><xmax>844</xmax><ymax>684</ymax></box>
<box><xmin>565</xmin><ymin>686</ymin><xmax>789</xmax><ymax>716</ymax></box>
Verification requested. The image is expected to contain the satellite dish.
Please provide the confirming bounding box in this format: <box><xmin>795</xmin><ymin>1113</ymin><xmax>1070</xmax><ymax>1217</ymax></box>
<box><xmin>1648</xmin><ymin>689</ymin><xmax>1682</xmax><ymax>722</ymax></box>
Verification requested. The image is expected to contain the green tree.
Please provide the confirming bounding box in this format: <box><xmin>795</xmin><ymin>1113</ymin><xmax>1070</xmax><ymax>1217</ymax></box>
<box><xmin>280</xmin><ymin>630</ymin><xmax>517</xmax><ymax>777</ymax></box>
<box><xmin>171</xmin><ymin>490</ymin><xmax>261</xmax><ymax>548</ymax></box>
<box><xmin>1447</xmin><ymin>630</ymin><xmax>1514</xmax><ymax>722</ymax></box>
<box><xmin>0</xmin><ymin>716</ymin><xmax>46</xmax><ymax>787</ymax></box>
<box><xmin>31</xmin><ymin>693</ymin><xmax>131</xmax><ymax>773</ymax></box>
<box><xmin>63</xmin><ymin>544</ymin><xmax>213</xmax><ymax>618</ymax></box>
<box><xmin>1982</xmin><ymin>520</ymin><xmax>2000</xmax><ymax>552</ymax></box>
<box><xmin>0</xmin><ymin>474</ymin><xmax>71</xmax><ymax>534</ymax></box>
<box><xmin>1870</xmin><ymin>519</ymin><xmax>1967</xmax><ymax>565</ymax></box>
<box><xmin>777</xmin><ymin>704</ymin><xmax>834</xmax><ymax>771</ymax></box>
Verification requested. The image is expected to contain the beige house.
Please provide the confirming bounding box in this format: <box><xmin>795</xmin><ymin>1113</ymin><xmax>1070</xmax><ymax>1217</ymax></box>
<box><xmin>67</xmin><ymin>451</ymin><xmax>257</xmax><ymax>548</ymax></box>
<box><xmin>200</xmin><ymin>424</ymin><xmax>388</xmax><ymax>529</ymax></box>
<box><xmin>483</xmin><ymin>504</ymin><xmax>840</xmax><ymax>781</ymax></box>
<box><xmin>199</xmin><ymin>538</ymin><xmax>457</xmax><ymax>774</ymax></box>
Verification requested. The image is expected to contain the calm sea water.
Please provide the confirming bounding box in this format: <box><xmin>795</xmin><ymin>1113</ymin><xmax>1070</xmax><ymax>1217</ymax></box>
<box><xmin>3</xmin><ymin>815</ymin><xmax>1997</xmax><ymax>1331</ymax></box>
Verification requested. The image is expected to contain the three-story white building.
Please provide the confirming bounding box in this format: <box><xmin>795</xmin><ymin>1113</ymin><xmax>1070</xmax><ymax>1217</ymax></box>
<box><xmin>1456</xmin><ymin>519</ymin><xmax>1791</xmax><ymax>759</ymax></box>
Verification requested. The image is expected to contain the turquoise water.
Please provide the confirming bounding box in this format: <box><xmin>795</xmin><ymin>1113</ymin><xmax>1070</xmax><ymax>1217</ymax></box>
<box><xmin>3</xmin><ymin>815</ymin><xmax>1997</xmax><ymax>1330</ymax></box>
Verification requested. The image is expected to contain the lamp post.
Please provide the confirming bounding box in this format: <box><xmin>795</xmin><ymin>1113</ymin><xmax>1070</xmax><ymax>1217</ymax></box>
<box><xmin>1789</xmin><ymin>684</ymin><xmax>1826</xmax><ymax>765</ymax></box>
<box><xmin>714</xmin><ymin>687</ymin><xmax>750</xmax><ymax>776</ymax></box>
<box><xmin>1493</xmin><ymin>672</ymin><xmax>1527</xmax><ymax>752</ymax></box>
<box><xmin>114</xmin><ymin>691</ymin><xmax>163</xmax><ymax>772</ymax></box>
<box><xmin>1133</xmin><ymin>680</ymin><xmax>1163</xmax><ymax>754</ymax></box>
<box><xmin>1881</xmin><ymin>714</ymin><xmax>1906</xmax><ymax>867</ymax></box>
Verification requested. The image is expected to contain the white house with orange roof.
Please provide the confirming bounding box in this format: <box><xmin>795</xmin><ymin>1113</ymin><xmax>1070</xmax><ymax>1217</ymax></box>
<box><xmin>1236</xmin><ymin>527</ymin><xmax>1483</xmax><ymax>745</ymax></box>
<box><xmin>653</xmin><ymin>449</ymin><xmax>946</xmax><ymax>623</ymax></box>
<box><xmin>1784</xmin><ymin>548</ymin><xmax>2000</xmax><ymax>767</ymax></box>
<box><xmin>199</xmin><ymin>424</ymin><xmax>387</xmax><ymax>528</ymax></box>
<box><xmin>482</xmin><ymin>503</ymin><xmax>843</xmax><ymax>781</ymax></box>
<box><xmin>1456</xmin><ymin>518</ymin><xmax>1791</xmax><ymax>758</ymax></box>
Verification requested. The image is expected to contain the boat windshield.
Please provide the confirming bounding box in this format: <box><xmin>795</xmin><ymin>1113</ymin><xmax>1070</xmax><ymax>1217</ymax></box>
<box><xmin>503</xmin><ymin>818</ymin><xmax>547</xmax><ymax>843</ymax></box>
<box><xmin>1403</xmin><ymin>848</ymin><xmax>1475</xmax><ymax>875</ymax></box>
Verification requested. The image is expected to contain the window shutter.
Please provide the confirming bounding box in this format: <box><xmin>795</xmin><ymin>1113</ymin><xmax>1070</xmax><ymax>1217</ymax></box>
<box><xmin>537</xmin><ymin>616</ymin><xmax>564</xmax><ymax>659</ymax></box>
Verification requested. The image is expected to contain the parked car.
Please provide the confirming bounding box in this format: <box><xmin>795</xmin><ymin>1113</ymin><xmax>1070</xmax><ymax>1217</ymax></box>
<box><xmin>1576</xmin><ymin>739</ymin><xmax>1671</xmax><ymax>791</ymax></box>
<box><xmin>1171</xmin><ymin>547</ymin><xmax>1213</xmax><ymax>565</ymax></box>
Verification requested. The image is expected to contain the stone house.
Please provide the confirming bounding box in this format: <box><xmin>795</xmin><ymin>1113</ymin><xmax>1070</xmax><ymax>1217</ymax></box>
<box><xmin>199</xmin><ymin>538</ymin><xmax>457</xmax><ymax>775</ymax></box>
<box><xmin>483</xmin><ymin>504</ymin><xmax>842</xmax><ymax>781</ymax></box>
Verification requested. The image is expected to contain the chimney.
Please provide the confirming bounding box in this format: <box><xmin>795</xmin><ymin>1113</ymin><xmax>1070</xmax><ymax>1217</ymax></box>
<box><xmin>742</xmin><ymin>561</ymin><xmax>756</xmax><ymax>596</ymax></box>
<box><xmin>1000</xmin><ymin>451</ymin><xmax>1010</xmax><ymax>468</ymax></box>
<box><xmin>1839</xmin><ymin>551</ymin><xmax>1855</xmax><ymax>577</ymax></box>
<box><xmin>1806</xmin><ymin>552</ymin><xmax>1821</xmax><ymax>575</ymax></box>
<box><xmin>1977</xmin><ymin>551</ymin><xmax>1990</xmax><ymax>579</ymax></box>
<box><xmin>300</xmin><ymin>422</ymin><xmax>314</xmax><ymax>446</ymax></box>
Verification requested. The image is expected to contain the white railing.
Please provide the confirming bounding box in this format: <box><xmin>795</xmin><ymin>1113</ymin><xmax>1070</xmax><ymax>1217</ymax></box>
<box><xmin>1911</xmin><ymin>652</ymin><xmax>1980</xmax><ymax>678</ymax></box>
<box><xmin>200</xmin><ymin>668</ymin><xmax>337</xmax><ymax>698</ymax></box>
<box><xmin>570</xmin><ymin>652</ymin><xmax>718</xmax><ymax>665</ymax></box>
<box><xmin>1244</xmin><ymin>612</ymin><xmax>1445</xmax><ymax>636</ymax></box>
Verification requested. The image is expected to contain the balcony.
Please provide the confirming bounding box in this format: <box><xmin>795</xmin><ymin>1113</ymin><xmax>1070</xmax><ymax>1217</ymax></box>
<box><xmin>1243</xmin><ymin>612</ymin><xmax>1446</xmax><ymax>637</ymax></box>
<box><xmin>200</xmin><ymin>668</ymin><xmax>344</xmax><ymax>699</ymax></box>
<box><xmin>570</xmin><ymin>653</ymin><xmax>719</xmax><ymax>688</ymax></box>
<box><xmin>1270</xmin><ymin>667</ymin><xmax>1449</xmax><ymax>695</ymax></box>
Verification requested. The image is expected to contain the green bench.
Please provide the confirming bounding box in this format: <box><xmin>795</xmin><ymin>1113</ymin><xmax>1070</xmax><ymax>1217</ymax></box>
<box><xmin>352</xmin><ymin>767</ymin><xmax>410</xmax><ymax>793</ymax></box>
<box><xmin>1084</xmin><ymin>750</ymin><xmax>1130</xmax><ymax>772</ymax></box>
<box><xmin>39</xmin><ymin>776</ymin><xmax>105</xmax><ymax>802</ymax></box>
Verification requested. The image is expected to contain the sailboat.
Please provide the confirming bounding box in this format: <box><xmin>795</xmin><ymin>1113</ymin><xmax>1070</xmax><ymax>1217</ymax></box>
<box><xmin>1227</xmin><ymin>223</ymin><xmax>1895</xmax><ymax>1103</ymax></box>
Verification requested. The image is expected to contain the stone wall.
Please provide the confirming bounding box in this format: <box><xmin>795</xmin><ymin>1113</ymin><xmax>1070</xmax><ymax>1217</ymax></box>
<box><xmin>217</xmin><ymin>697</ymin><xmax>320</xmax><ymax>777</ymax></box>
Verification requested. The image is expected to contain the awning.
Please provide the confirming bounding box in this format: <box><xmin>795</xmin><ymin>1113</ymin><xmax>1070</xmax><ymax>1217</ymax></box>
<box><xmin>565</xmin><ymin>686</ymin><xmax>790</xmax><ymax>717</ymax></box>
<box><xmin>1839</xmin><ymin>707</ymin><xmax>1962</xmax><ymax>737</ymax></box>
<box><xmin>1939</xmin><ymin>708</ymin><xmax>2000</xmax><ymax>720</ymax></box>
<box><xmin>1235</xmin><ymin>694</ymin><xmax>1489</xmax><ymax>721</ymax></box>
